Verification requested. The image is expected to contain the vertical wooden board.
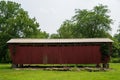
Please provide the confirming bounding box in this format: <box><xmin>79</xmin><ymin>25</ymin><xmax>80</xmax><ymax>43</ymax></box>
<box><xmin>17</xmin><ymin>46</ymin><xmax>31</xmax><ymax>64</ymax></box>
<box><xmin>42</xmin><ymin>46</ymin><xmax>48</xmax><ymax>64</ymax></box>
<box><xmin>56</xmin><ymin>46</ymin><xmax>61</xmax><ymax>64</ymax></box>
<box><xmin>15</xmin><ymin>46</ymin><xmax>34</xmax><ymax>64</ymax></box>
<box><xmin>14</xmin><ymin>45</ymin><xmax>21</xmax><ymax>64</ymax></box>
<box><xmin>95</xmin><ymin>46</ymin><xmax>101</xmax><ymax>63</ymax></box>
<box><xmin>37</xmin><ymin>46</ymin><xmax>43</xmax><ymax>64</ymax></box>
<box><xmin>25</xmin><ymin>46</ymin><xmax>32</xmax><ymax>64</ymax></box>
<box><xmin>90</xmin><ymin>46</ymin><xmax>94</xmax><ymax>63</ymax></box>
<box><xmin>46</xmin><ymin>46</ymin><xmax>53</xmax><ymax>64</ymax></box>
<box><xmin>85</xmin><ymin>46</ymin><xmax>91</xmax><ymax>63</ymax></box>
<box><xmin>9</xmin><ymin>45</ymin><xmax>15</xmax><ymax>64</ymax></box>
<box><xmin>66</xmin><ymin>46</ymin><xmax>71</xmax><ymax>64</ymax></box>
<box><xmin>75</xmin><ymin>46</ymin><xmax>82</xmax><ymax>64</ymax></box>
<box><xmin>76</xmin><ymin>46</ymin><xmax>84</xmax><ymax>63</ymax></box>
<box><xmin>15</xmin><ymin>46</ymin><xmax>23</xmax><ymax>64</ymax></box>
<box><xmin>61</xmin><ymin>46</ymin><xmax>67</xmax><ymax>64</ymax></box>
<box><xmin>30</xmin><ymin>46</ymin><xmax>35</xmax><ymax>64</ymax></box>
<box><xmin>10</xmin><ymin>44</ymin><xmax>102</xmax><ymax>64</ymax></box>
<box><xmin>58</xmin><ymin>46</ymin><xmax>62</xmax><ymax>64</ymax></box>
<box><xmin>52</xmin><ymin>46</ymin><xmax>59</xmax><ymax>64</ymax></box>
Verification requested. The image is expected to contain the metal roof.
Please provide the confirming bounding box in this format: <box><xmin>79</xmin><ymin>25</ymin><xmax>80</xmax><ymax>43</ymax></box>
<box><xmin>7</xmin><ymin>38</ymin><xmax>113</xmax><ymax>44</ymax></box>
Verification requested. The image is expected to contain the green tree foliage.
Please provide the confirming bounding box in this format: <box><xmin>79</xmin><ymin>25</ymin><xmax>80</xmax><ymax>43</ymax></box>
<box><xmin>31</xmin><ymin>31</ymin><xmax>49</xmax><ymax>38</ymax></box>
<box><xmin>114</xmin><ymin>34</ymin><xmax>120</xmax><ymax>42</ymax></box>
<box><xmin>113</xmin><ymin>25</ymin><xmax>120</xmax><ymax>58</ymax></box>
<box><xmin>50</xmin><ymin>34</ymin><xmax>60</xmax><ymax>39</ymax></box>
<box><xmin>114</xmin><ymin>25</ymin><xmax>120</xmax><ymax>42</ymax></box>
<box><xmin>53</xmin><ymin>4</ymin><xmax>112</xmax><ymax>38</ymax></box>
<box><xmin>111</xmin><ymin>38</ymin><xmax>120</xmax><ymax>57</ymax></box>
<box><xmin>57</xmin><ymin>20</ymin><xmax>75</xmax><ymax>38</ymax></box>
<box><xmin>0</xmin><ymin>1</ymin><xmax>48</xmax><ymax>62</ymax></box>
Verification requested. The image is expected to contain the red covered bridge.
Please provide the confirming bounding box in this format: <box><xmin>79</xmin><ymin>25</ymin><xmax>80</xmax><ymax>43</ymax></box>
<box><xmin>7</xmin><ymin>38</ymin><xmax>113</xmax><ymax>68</ymax></box>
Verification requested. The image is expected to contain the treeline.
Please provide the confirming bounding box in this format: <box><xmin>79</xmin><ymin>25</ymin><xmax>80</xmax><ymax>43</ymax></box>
<box><xmin>0</xmin><ymin>1</ymin><xmax>120</xmax><ymax>63</ymax></box>
<box><xmin>0</xmin><ymin>1</ymin><xmax>48</xmax><ymax>62</ymax></box>
<box><xmin>50</xmin><ymin>4</ymin><xmax>120</xmax><ymax>59</ymax></box>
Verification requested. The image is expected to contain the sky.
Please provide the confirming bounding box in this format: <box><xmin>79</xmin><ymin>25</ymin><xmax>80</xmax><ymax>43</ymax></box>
<box><xmin>6</xmin><ymin>0</ymin><xmax>120</xmax><ymax>35</ymax></box>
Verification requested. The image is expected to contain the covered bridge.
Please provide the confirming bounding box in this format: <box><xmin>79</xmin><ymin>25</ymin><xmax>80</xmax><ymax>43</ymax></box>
<box><xmin>7</xmin><ymin>38</ymin><xmax>113</xmax><ymax>68</ymax></box>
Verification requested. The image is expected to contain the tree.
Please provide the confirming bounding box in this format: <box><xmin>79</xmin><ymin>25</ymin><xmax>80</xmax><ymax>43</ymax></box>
<box><xmin>114</xmin><ymin>24</ymin><xmax>120</xmax><ymax>42</ymax></box>
<box><xmin>50</xmin><ymin>33</ymin><xmax>60</xmax><ymax>39</ymax></box>
<box><xmin>33</xmin><ymin>31</ymin><xmax>49</xmax><ymax>38</ymax></box>
<box><xmin>50</xmin><ymin>20</ymin><xmax>75</xmax><ymax>39</ymax></box>
<box><xmin>57</xmin><ymin>20</ymin><xmax>75</xmax><ymax>38</ymax></box>
<box><xmin>0</xmin><ymin>1</ymin><xmax>48</xmax><ymax>62</ymax></box>
<box><xmin>55</xmin><ymin>4</ymin><xmax>113</xmax><ymax>38</ymax></box>
<box><xmin>113</xmin><ymin>24</ymin><xmax>120</xmax><ymax>57</ymax></box>
<box><xmin>111</xmin><ymin>38</ymin><xmax>120</xmax><ymax>57</ymax></box>
<box><xmin>73</xmin><ymin>4</ymin><xmax>112</xmax><ymax>38</ymax></box>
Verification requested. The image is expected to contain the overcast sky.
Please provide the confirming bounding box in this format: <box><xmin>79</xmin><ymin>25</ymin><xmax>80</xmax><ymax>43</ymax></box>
<box><xmin>7</xmin><ymin>0</ymin><xmax>120</xmax><ymax>35</ymax></box>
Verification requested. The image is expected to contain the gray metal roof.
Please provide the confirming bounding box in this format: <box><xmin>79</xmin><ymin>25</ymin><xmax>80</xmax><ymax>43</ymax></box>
<box><xmin>7</xmin><ymin>38</ymin><xmax>113</xmax><ymax>44</ymax></box>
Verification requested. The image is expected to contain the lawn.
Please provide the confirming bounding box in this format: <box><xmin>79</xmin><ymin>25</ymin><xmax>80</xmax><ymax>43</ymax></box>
<box><xmin>0</xmin><ymin>63</ymin><xmax>120</xmax><ymax>80</ymax></box>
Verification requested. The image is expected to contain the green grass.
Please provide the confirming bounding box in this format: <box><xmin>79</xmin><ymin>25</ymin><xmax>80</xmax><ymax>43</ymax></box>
<box><xmin>0</xmin><ymin>63</ymin><xmax>120</xmax><ymax>80</ymax></box>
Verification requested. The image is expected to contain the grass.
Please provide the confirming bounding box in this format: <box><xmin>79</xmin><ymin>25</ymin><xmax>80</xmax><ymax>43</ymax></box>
<box><xmin>0</xmin><ymin>63</ymin><xmax>120</xmax><ymax>80</ymax></box>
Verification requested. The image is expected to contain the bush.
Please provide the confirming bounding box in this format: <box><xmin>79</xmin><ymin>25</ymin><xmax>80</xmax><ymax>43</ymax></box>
<box><xmin>111</xmin><ymin>58</ymin><xmax>120</xmax><ymax>63</ymax></box>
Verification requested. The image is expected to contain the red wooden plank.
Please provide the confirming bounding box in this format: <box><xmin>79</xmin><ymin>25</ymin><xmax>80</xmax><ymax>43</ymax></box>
<box><xmin>8</xmin><ymin>44</ymin><xmax>106</xmax><ymax>64</ymax></box>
